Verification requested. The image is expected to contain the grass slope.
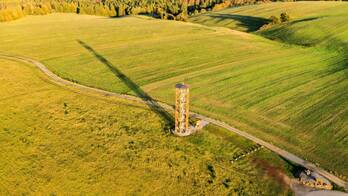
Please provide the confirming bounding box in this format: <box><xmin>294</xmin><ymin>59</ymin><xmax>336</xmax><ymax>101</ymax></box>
<box><xmin>258</xmin><ymin>4</ymin><xmax>348</xmax><ymax>49</ymax></box>
<box><xmin>0</xmin><ymin>59</ymin><xmax>292</xmax><ymax>194</ymax></box>
<box><xmin>0</xmin><ymin>10</ymin><xmax>347</xmax><ymax>179</ymax></box>
<box><xmin>190</xmin><ymin>2</ymin><xmax>348</xmax><ymax>52</ymax></box>
<box><xmin>189</xmin><ymin>1</ymin><xmax>346</xmax><ymax>32</ymax></box>
<box><xmin>190</xmin><ymin>1</ymin><xmax>348</xmax><ymax>178</ymax></box>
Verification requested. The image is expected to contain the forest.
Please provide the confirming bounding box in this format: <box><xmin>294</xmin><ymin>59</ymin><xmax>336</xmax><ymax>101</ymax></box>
<box><xmin>0</xmin><ymin>0</ymin><xmax>268</xmax><ymax>22</ymax></box>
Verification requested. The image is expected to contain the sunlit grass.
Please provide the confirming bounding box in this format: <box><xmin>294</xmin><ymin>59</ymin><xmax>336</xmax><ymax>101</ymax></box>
<box><xmin>189</xmin><ymin>1</ymin><xmax>346</xmax><ymax>32</ymax></box>
<box><xmin>0</xmin><ymin>7</ymin><xmax>346</xmax><ymax>178</ymax></box>
<box><xmin>0</xmin><ymin>59</ymin><xmax>292</xmax><ymax>194</ymax></box>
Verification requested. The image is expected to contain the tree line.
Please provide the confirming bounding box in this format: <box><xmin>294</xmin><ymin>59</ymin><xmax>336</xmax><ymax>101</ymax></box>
<box><xmin>0</xmin><ymin>0</ymin><xmax>270</xmax><ymax>22</ymax></box>
<box><xmin>0</xmin><ymin>0</ymin><xmax>293</xmax><ymax>22</ymax></box>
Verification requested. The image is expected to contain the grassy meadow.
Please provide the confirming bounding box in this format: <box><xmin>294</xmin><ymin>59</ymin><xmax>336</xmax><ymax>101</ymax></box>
<box><xmin>0</xmin><ymin>58</ymin><xmax>293</xmax><ymax>194</ymax></box>
<box><xmin>0</xmin><ymin>1</ymin><xmax>347</xmax><ymax>182</ymax></box>
<box><xmin>190</xmin><ymin>2</ymin><xmax>348</xmax><ymax>179</ymax></box>
<box><xmin>190</xmin><ymin>1</ymin><xmax>348</xmax><ymax>49</ymax></box>
<box><xmin>189</xmin><ymin>1</ymin><xmax>346</xmax><ymax>32</ymax></box>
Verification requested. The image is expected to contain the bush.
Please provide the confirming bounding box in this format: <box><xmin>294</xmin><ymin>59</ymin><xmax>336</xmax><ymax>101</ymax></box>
<box><xmin>259</xmin><ymin>23</ymin><xmax>272</xmax><ymax>31</ymax></box>
<box><xmin>269</xmin><ymin>15</ymin><xmax>280</xmax><ymax>24</ymax></box>
<box><xmin>259</xmin><ymin>14</ymin><xmax>283</xmax><ymax>30</ymax></box>
<box><xmin>280</xmin><ymin>12</ymin><xmax>290</xmax><ymax>23</ymax></box>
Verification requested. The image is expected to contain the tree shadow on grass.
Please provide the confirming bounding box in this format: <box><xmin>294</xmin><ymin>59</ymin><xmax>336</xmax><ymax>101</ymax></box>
<box><xmin>77</xmin><ymin>40</ymin><xmax>174</xmax><ymax>130</ymax></box>
<box><xmin>290</xmin><ymin>17</ymin><xmax>323</xmax><ymax>25</ymax></box>
<box><xmin>207</xmin><ymin>14</ymin><xmax>270</xmax><ymax>32</ymax></box>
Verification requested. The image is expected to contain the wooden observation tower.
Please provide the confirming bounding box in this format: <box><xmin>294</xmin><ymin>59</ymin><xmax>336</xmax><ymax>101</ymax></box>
<box><xmin>174</xmin><ymin>83</ymin><xmax>191</xmax><ymax>136</ymax></box>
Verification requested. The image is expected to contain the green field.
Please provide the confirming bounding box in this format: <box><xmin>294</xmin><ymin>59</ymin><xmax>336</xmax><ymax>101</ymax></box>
<box><xmin>190</xmin><ymin>2</ymin><xmax>348</xmax><ymax>179</ymax></box>
<box><xmin>190</xmin><ymin>1</ymin><xmax>348</xmax><ymax>48</ymax></box>
<box><xmin>0</xmin><ymin>58</ymin><xmax>292</xmax><ymax>194</ymax></box>
<box><xmin>0</xmin><ymin>1</ymin><xmax>347</xmax><ymax>181</ymax></box>
<box><xmin>190</xmin><ymin>2</ymin><xmax>346</xmax><ymax>32</ymax></box>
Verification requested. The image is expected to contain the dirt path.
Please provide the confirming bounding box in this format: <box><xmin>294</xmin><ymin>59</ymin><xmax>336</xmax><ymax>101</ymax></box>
<box><xmin>1</xmin><ymin>53</ymin><xmax>347</xmax><ymax>191</ymax></box>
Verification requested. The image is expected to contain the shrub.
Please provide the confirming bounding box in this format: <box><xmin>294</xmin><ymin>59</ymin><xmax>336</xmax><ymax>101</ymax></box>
<box><xmin>269</xmin><ymin>15</ymin><xmax>280</xmax><ymax>24</ymax></box>
<box><xmin>259</xmin><ymin>23</ymin><xmax>272</xmax><ymax>31</ymax></box>
<box><xmin>258</xmin><ymin>15</ymin><xmax>282</xmax><ymax>30</ymax></box>
<box><xmin>280</xmin><ymin>12</ymin><xmax>290</xmax><ymax>23</ymax></box>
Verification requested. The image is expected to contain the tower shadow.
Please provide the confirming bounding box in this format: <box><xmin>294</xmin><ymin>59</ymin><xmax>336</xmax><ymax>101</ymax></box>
<box><xmin>77</xmin><ymin>40</ymin><xmax>174</xmax><ymax>129</ymax></box>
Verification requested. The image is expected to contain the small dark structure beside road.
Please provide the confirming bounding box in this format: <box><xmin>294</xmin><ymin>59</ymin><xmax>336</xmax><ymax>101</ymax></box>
<box><xmin>299</xmin><ymin>170</ymin><xmax>333</xmax><ymax>190</ymax></box>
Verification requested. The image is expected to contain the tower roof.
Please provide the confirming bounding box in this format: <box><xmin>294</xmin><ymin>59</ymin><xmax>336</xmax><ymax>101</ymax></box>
<box><xmin>175</xmin><ymin>83</ymin><xmax>189</xmax><ymax>89</ymax></box>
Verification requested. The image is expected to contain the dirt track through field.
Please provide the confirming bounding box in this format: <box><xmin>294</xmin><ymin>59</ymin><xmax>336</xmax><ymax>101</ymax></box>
<box><xmin>1</xmin><ymin>53</ymin><xmax>347</xmax><ymax>191</ymax></box>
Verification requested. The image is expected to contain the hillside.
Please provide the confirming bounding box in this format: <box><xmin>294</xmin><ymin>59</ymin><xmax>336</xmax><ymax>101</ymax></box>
<box><xmin>0</xmin><ymin>58</ymin><xmax>292</xmax><ymax>194</ymax></box>
<box><xmin>190</xmin><ymin>2</ymin><xmax>348</xmax><ymax>53</ymax></box>
<box><xmin>189</xmin><ymin>2</ymin><xmax>346</xmax><ymax>32</ymax></box>
<box><xmin>0</xmin><ymin>3</ymin><xmax>347</xmax><ymax>181</ymax></box>
<box><xmin>258</xmin><ymin>4</ymin><xmax>348</xmax><ymax>49</ymax></box>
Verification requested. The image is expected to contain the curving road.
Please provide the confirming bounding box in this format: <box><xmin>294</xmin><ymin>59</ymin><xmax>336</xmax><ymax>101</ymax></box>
<box><xmin>1</xmin><ymin>53</ymin><xmax>347</xmax><ymax>192</ymax></box>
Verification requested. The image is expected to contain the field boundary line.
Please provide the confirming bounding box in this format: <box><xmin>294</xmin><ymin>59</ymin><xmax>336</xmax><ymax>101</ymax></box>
<box><xmin>1</xmin><ymin>53</ymin><xmax>347</xmax><ymax>191</ymax></box>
